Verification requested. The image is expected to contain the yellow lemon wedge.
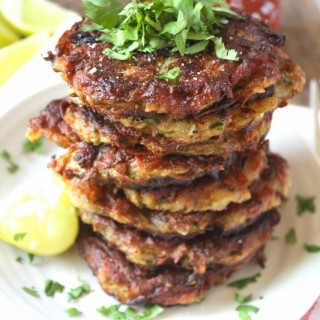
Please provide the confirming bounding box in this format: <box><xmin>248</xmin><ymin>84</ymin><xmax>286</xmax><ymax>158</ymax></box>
<box><xmin>0</xmin><ymin>13</ymin><xmax>20</xmax><ymax>48</ymax></box>
<box><xmin>0</xmin><ymin>0</ymin><xmax>72</xmax><ymax>36</ymax></box>
<box><xmin>0</xmin><ymin>173</ymin><xmax>79</xmax><ymax>256</ymax></box>
<box><xmin>0</xmin><ymin>32</ymin><xmax>49</xmax><ymax>86</ymax></box>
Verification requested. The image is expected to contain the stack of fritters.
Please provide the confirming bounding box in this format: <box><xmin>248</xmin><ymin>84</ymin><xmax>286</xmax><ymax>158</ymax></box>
<box><xmin>27</xmin><ymin>14</ymin><xmax>304</xmax><ymax>305</ymax></box>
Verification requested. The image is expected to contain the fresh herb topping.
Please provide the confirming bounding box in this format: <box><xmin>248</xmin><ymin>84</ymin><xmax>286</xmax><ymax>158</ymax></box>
<box><xmin>66</xmin><ymin>308</ymin><xmax>82</xmax><ymax>317</ymax></box>
<box><xmin>228</xmin><ymin>273</ymin><xmax>261</xmax><ymax>290</ymax></box>
<box><xmin>44</xmin><ymin>280</ymin><xmax>65</xmax><ymax>297</ymax></box>
<box><xmin>22</xmin><ymin>286</ymin><xmax>40</xmax><ymax>298</ymax></box>
<box><xmin>285</xmin><ymin>228</ymin><xmax>297</xmax><ymax>244</ymax></box>
<box><xmin>28</xmin><ymin>253</ymin><xmax>35</xmax><ymax>264</ymax></box>
<box><xmin>83</xmin><ymin>0</ymin><xmax>239</xmax><ymax>61</ymax></box>
<box><xmin>14</xmin><ymin>232</ymin><xmax>27</xmax><ymax>242</ymax></box>
<box><xmin>67</xmin><ymin>283</ymin><xmax>92</xmax><ymax>302</ymax></box>
<box><xmin>97</xmin><ymin>304</ymin><xmax>164</xmax><ymax>320</ymax></box>
<box><xmin>16</xmin><ymin>256</ymin><xmax>23</xmax><ymax>263</ymax></box>
<box><xmin>22</xmin><ymin>137</ymin><xmax>44</xmax><ymax>154</ymax></box>
<box><xmin>1</xmin><ymin>150</ymin><xmax>19</xmax><ymax>173</ymax></box>
<box><xmin>304</xmin><ymin>243</ymin><xmax>320</xmax><ymax>253</ymax></box>
<box><xmin>236</xmin><ymin>305</ymin><xmax>259</xmax><ymax>320</ymax></box>
<box><xmin>235</xmin><ymin>293</ymin><xmax>253</xmax><ymax>304</ymax></box>
<box><xmin>156</xmin><ymin>66</ymin><xmax>180</xmax><ymax>81</ymax></box>
<box><xmin>296</xmin><ymin>195</ymin><xmax>316</xmax><ymax>215</ymax></box>
<box><xmin>270</xmin><ymin>235</ymin><xmax>280</xmax><ymax>241</ymax></box>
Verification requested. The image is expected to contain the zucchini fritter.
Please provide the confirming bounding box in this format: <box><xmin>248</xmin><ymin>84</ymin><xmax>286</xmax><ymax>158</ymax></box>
<box><xmin>79</xmin><ymin>209</ymin><xmax>279</xmax><ymax>274</ymax></box>
<box><xmin>50</xmin><ymin>15</ymin><xmax>285</xmax><ymax>118</ymax></box>
<box><xmin>77</xmin><ymin>224</ymin><xmax>267</xmax><ymax>305</ymax></box>
<box><xmin>67</xmin><ymin>154</ymin><xmax>289</xmax><ymax>238</ymax></box>
<box><xmin>123</xmin><ymin>146</ymin><xmax>267</xmax><ymax>213</ymax></box>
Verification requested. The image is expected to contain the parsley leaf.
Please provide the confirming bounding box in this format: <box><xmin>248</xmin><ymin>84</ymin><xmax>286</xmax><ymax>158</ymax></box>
<box><xmin>22</xmin><ymin>138</ymin><xmax>44</xmax><ymax>154</ymax></box>
<box><xmin>83</xmin><ymin>0</ymin><xmax>124</xmax><ymax>29</ymax></box>
<box><xmin>1</xmin><ymin>150</ymin><xmax>19</xmax><ymax>173</ymax></box>
<box><xmin>67</xmin><ymin>283</ymin><xmax>92</xmax><ymax>302</ymax></box>
<box><xmin>156</xmin><ymin>67</ymin><xmax>180</xmax><ymax>81</ymax></box>
<box><xmin>22</xmin><ymin>286</ymin><xmax>40</xmax><ymax>298</ymax></box>
<box><xmin>296</xmin><ymin>195</ymin><xmax>316</xmax><ymax>215</ymax></box>
<box><xmin>304</xmin><ymin>243</ymin><xmax>320</xmax><ymax>253</ymax></box>
<box><xmin>44</xmin><ymin>280</ymin><xmax>65</xmax><ymax>297</ymax></box>
<box><xmin>83</xmin><ymin>0</ymin><xmax>240</xmax><ymax>60</ymax></box>
<box><xmin>285</xmin><ymin>228</ymin><xmax>297</xmax><ymax>244</ymax></box>
<box><xmin>28</xmin><ymin>253</ymin><xmax>35</xmax><ymax>264</ymax></box>
<box><xmin>236</xmin><ymin>305</ymin><xmax>259</xmax><ymax>320</ymax></box>
<box><xmin>16</xmin><ymin>256</ymin><xmax>23</xmax><ymax>263</ymax></box>
<box><xmin>97</xmin><ymin>304</ymin><xmax>164</xmax><ymax>320</ymax></box>
<box><xmin>228</xmin><ymin>273</ymin><xmax>261</xmax><ymax>290</ymax></box>
<box><xmin>13</xmin><ymin>232</ymin><xmax>27</xmax><ymax>242</ymax></box>
<box><xmin>235</xmin><ymin>293</ymin><xmax>253</xmax><ymax>304</ymax></box>
<box><xmin>65</xmin><ymin>308</ymin><xmax>82</xmax><ymax>317</ymax></box>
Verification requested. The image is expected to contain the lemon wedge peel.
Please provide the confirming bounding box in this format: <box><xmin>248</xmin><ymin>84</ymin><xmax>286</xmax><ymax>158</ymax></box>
<box><xmin>0</xmin><ymin>32</ymin><xmax>49</xmax><ymax>86</ymax></box>
<box><xmin>0</xmin><ymin>13</ymin><xmax>20</xmax><ymax>48</ymax></box>
<box><xmin>1</xmin><ymin>0</ymin><xmax>73</xmax><ymax>36</ymax></box>
<box><xmin>0</xmin><ymin>174</ymin><xmax>79</xmax><ymax>256</ymax></box>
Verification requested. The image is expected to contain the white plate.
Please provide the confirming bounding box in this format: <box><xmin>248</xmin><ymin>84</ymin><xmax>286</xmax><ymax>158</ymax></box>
<box><xmin>0</xmin><ymin>84</ymin><xmax>320</xmax><ymax>320</ymax></box>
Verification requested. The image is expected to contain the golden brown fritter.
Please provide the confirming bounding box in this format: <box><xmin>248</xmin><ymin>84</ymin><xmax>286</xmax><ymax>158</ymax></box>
<box><xmin>26</xmin><ymin>99</ymin><xmax>80</xmax><ymax>148</ymax></box>
<box><xmin>66</xmin><ymin>153</ymin><xmax>289</xmax><ymax>238</ymax></box>
<box><xmin>49</xmin><ymin>141</ymin><xmax>229</xmax><ymax>188</ymax></box>
<box><xmin>50</xmin><ymin>15</ymin><xmax>286</xmax><ymax>118</ymax></box>
<box><xmin>61</xmin><ymin>99</ymin><xmax>272</xmax><ymax>155</ymax></box>
<box><xmin>123</xmin><ymin>146</ymin><xmax>267</xmax><ymax>213</ymax></box>
<box><xmin>67</xmin><ymin>52</ymin><xmax>304</xmax><ymax>145</ymax></box>
<box><xmin>77</xmin><ymin>224</ymin><xmax>267</xmax><ymax>305</ymax></box>
<box><xmin>79</xmin><ymin>209</ymin><xmax>279</xmax><ymax>274</ymax></box>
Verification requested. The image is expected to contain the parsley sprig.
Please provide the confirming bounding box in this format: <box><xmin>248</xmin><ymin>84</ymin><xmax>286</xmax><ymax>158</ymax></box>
<box><xmin>83</xmin><ymin>0</ymin><xmax>239</xmax><ymax>60</ymax></box>
<box><xmin>97</xmin><ymin>304</ymin><xmax>164</xmax><ymax>320</ymax></box>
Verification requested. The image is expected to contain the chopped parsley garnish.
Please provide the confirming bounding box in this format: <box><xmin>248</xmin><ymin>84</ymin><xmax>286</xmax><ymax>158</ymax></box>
<box><xmin>304</xmin><ymin>243</ymin><xmax>320</xmax><ymax>253</ymax></box>
<box><xmin>22</xmin><ymin>286</ymin><xmax>40</xmax><ymax>298</ymax></box>
<box><xmin>83</xmin><ymin>0</ymin><xmax>239</xmax><ymax>61</ymax></box>
<box><xmin>156</xmin><ymin>67</ymin><xmax>180</xmax><ymax>81</ymax></box>
<box><xmin>67</xmin><ymin>283</ymin><xmax>92</xmax><ymax>302</ymax></box>
<box><xmin>228</xmin><ymin>273</ymin><xmax>261</xmax><ymax>290</ymax></box>
<box><xmin>270</xmin><ymin>235</ymin><xmax>280</xmax><ymax>241</ymax></box>
<box><xmin>235</xmin><ymin>293</ymin><xmax>253</xmax><ymax>304</ymax></box>
<box><xmin>22</xmin><ymin>137</ymin><xmax>44</xmax><ymax>154</ymax></box>
<box><xmin>28</xmin><ymin>253</ymin><xmax>35</xmax><ymax>264</ymax></box>
<box><xmin>285</xmin><ymin>228</ymin><xmax>297</xmax><ymax>244</ymax></box>
<box><xmin>13</xmin><ymin>232</ymin><xmax>27</xmax><ymax>242</ymax></box>
<box><xmin>16</xmin><ymin>256</ymin><xmax>23</xmax><ymax>263</ymax></box>
<box><xmin>44</xmin><ymin>280</ymin><xmax>65</xmax><ymax>297</ymax></box>
<box><xmin>296</xmin><ymin>194</ymin><xmax>316</xmax><ymax>215</ymax></box>
<box><xmin>65</xmin><ymin>308</ymin><xmax>82</xmax><ymax>317</ymax></box>
<box><xmin>97</xmin><ymin>304</ymin><xmax>164</xmax><ymax>320</ymax></box>
<box><xmin>236</xmin><ymin>305</ymin><xmax>259</xmax><ymax>320</ymax></box>
<box><xmin>1</xmin><ymin>150</ymin><xmax>19</xmax><ymax>173</ymax></box>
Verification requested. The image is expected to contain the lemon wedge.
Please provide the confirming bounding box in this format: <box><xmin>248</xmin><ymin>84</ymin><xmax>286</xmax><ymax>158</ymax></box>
<box><xmin>0</xmin><ymin>32</ymin><xmax>49</xmax><ymax>86</ymax></box>
<box><xmin>0</xmin><ymin>13</ymin><xmax>20</xmax><ymax>48</ymax></box>
<box><xmin>0</xmin><ymin>173</ymin><xmax>79</xmax><ymax>256</ymax></box>
<box><xmin>0</xmin><ymin>0</ymin><xmax>72</xmax><ymax>36</ymax></box>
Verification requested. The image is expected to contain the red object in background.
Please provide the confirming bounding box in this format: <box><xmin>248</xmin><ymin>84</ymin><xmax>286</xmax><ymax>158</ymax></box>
<box><xmin>227</xmin><ymin>0</ymin><xmax>280</xmax><ymax>29</ymax></box>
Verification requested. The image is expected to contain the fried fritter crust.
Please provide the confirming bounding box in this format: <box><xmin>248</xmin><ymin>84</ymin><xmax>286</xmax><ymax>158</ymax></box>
<box><xmin>49</xmin><ymin>141</ymin><xmax>228</xmax><ymax>188</ymax></box>
<box><xmin>123</xmin><ymin>147</ymin><xmax>267</xmax><ymax>213</ymax></box>
<box><xmin>67</xmin><ymin>52</ymin><xmax>304</xmax><ymax>145</ymax></box>
<box><xmin>66</xmin><ymin>154</ymin><xmax>288</xmax><ymax>238</ymax></box>
<box><xmin>61</xmin><ymin>100</ymin><xmax>272</xmax><ymax>155</ymax></box>
<box><xmin>51</xmin><ymin>15</ymin><xmax>285</xmax><ymax>118</ymax></box>
<box><xmin>77</xmin><ymin>225</ymin><xmax>266</xmax><ymax>305</ymax></box>
<box><xmin>79</xmin><ymin>209</ymin><xmax>279</xmax><ymax>274</ymax></box>
<box><xmin>26</xmin><ymin>99</ymin><xmax>80</xmax><ymax>147</ymax></box>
